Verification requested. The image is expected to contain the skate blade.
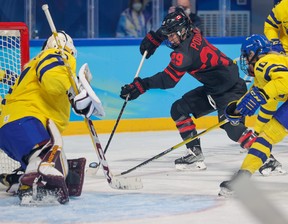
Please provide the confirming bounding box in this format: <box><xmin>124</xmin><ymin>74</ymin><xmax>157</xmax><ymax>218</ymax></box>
<box><xmin>175</xmin><ymin>161</ymin><xmax>207</xmax><ymax>171</ymax></box>
<box><xmin>260</xmin><ymin>167</ymin><xmax>287</xmax><ymax>176</ymax></box>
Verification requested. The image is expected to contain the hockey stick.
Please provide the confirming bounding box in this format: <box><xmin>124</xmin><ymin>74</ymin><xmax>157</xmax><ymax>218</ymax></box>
<box><xmin>116</xmin><ymin>119</ymin><xmax>228</xmax><ymax>176</ymax></box>
<box><xmin>89</xmin><ymin>51</ymin><xmax>148</xmax><ymax>170</ymax></box>
<box><xmin>42</xmin><ymin>4</ymin><xmax>142</xmax><ymax>190</ymax></box>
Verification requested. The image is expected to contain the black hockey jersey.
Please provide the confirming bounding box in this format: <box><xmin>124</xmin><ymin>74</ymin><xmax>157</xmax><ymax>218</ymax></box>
<box><xmin>143</xmin><ymin>29</ymin><xmax>240</xmax><ymax>95</ymax></box>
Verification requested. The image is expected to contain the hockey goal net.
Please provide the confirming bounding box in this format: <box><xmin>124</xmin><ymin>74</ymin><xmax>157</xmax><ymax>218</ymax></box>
<box><xmin>0</xmin><ymin>22</ymin><xmax>29</xmax><ymax>173</ymax></box>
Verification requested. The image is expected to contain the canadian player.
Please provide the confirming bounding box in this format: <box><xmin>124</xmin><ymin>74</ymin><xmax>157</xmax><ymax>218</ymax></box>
<box><xmin>219</xmin><ymin>34</ymin><xmax>288</xmax><ymax>196</ymax></box>
<box><xmin>0</xmin><ymin>31</ymin><xmax>102</xmax><ymax>205</ymax></box>
<box><xmin>120</xmin><ymin>8</ymin><xmax>282</xmax><ymax>173</ymax></box>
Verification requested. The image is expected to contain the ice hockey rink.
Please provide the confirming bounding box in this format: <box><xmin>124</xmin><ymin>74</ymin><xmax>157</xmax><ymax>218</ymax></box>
<box><xmin>1</xmin><ymin>128</ymin><xmax>288</xmax><ymax>224</ymax></box>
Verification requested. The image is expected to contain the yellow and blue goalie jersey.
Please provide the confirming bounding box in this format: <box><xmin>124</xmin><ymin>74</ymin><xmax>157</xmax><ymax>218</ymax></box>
<box><xmin>264</xmin><ymin>0</ymin><xmax>288</xmax><ymax>53</ymax></box>
<box><xmin>0</xmin><ymin>49</ymin><xmax>76</xmax><ymax>133</ymax></box>
<box><xmin>252</xmin><ymin>53</ymin><xmax>288</xmax><ymax>132</ymax></box>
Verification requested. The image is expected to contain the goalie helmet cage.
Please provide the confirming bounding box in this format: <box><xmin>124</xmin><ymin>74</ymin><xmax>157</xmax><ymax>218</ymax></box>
<box><xmin>0</xmin><ymin>22</ymin><xmax>30</xmax><ymax>174</ymax></box>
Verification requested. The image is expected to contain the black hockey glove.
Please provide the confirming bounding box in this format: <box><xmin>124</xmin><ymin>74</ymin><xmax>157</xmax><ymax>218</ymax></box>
<box><xmin>120</xmin><ymin>77</ymin><xmax>148</xmax><ymax>101</ymax></box>
<box><xmin>224</xmin><ymin>101</ymin><xmax>243</xmax><ymax>126</ymax></box>
<box><xmin>140</xmin><ymin>29</ymin><xmax>164</xmax><ymax>59</ymax></box>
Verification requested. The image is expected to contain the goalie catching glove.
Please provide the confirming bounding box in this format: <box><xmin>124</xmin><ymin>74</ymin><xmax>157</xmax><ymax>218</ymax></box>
<box><xmin>71</xmin><ymin>89</ymin><xmax>98</xmax><ymax>118</ymax></box>
<box><xmin>120</xmin><ymin>77</ymin><xmax>148</xmax><ymax>101</ymax></box>
<box><xmin>69</xmin><ymin>63</ymin><xmax>105</xmax><ymax>118</ymax></box>
<box><xmin>140</xmin><ymin>29</ymin><xmax>165</xmax><ymax>59</ymax></box>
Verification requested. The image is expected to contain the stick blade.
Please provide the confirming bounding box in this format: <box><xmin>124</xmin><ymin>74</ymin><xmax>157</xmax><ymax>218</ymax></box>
<box><xmin>110</xmin><ymin>177</ymin><xmax>143</xmax><ymax>190</ymax></box>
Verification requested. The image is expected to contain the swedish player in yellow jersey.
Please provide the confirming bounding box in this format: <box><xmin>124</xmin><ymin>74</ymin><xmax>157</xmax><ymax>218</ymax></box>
<box><xmin>0</xmin><ymin>31</ymin><xmax>100</xmax><ymax>204</ymax></box>
<box><xmin>219</xmin><ymin>34</ymin><xmax>288</xmax><ymax>196</ymax></box>
<box><xmin>264</xmin><ymin>0</ymin><xmax>288</xmax><ymax>53</ymax></box>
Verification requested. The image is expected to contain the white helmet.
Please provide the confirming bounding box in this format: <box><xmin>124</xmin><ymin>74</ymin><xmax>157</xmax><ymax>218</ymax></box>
<box><xmin>44</xmin><ymin>31</ymin><xmax>77</xmax><ymax>58</ymax></box>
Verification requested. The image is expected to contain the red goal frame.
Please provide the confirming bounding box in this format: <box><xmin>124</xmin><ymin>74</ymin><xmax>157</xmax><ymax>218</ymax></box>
<box><xmin>0</xmin><ymin>22</ymin><xmax>30</xmax><ymax>70</ymax></box>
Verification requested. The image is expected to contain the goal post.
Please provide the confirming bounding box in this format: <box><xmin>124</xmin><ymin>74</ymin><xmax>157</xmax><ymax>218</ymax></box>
<box><xmin>0</xmin><ymin>22</ymin><xmax>30</xmax><ymax>173</ymax></box>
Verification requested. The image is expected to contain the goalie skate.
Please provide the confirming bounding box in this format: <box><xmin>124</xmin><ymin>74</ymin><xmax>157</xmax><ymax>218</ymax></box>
<box><xmin>0</xmin><ymin>169</ymin><xmax>23</xmax><ymax>194</ymax></box>
<box><xmin>19</xmin><ymin>186</ymin><xmax>63</xmax><ymax>206</ymax></box>
<box><xmin>18</xmin><ymin>172</ymin><xmax>70</xmax><ymax>206</ymax></box>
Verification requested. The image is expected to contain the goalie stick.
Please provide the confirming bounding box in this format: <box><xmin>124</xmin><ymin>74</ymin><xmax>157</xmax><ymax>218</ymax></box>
<box><xmin>116</xmin><ymin>119</ymin><xmax>228</xmax><ymax>176</ymax></box>
<box><xmin>42</xmin><ymin>4</ymin><xmax>142</xmax><ymax>190</ymax></box>
<box><xmin>89</xmin><ymin>50</ymin><xmax>148</xmax><ymax>171</ymax></box>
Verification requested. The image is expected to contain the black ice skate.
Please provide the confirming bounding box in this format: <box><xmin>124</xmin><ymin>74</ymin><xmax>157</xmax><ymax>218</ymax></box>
<box><xmin>218</xmin><ymin>170</ymin><xmax>252</xmax><ymax>197</ymax></box>
<box><xmin>259</xmin><ymin>155</ymin><xmax>287</xmax><ymax>176</ymax></box>
<box><xmin>174</xmin><ymin>146</ymin><xmax>207</xmax><ymax>171</ymax></box>
<box><xmin>0</xmin><ymin>169</ymin><xmax>23</xmax><ymax>194</ymax></box>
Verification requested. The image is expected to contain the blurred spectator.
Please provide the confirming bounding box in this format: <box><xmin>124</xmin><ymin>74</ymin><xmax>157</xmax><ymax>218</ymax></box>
<box><xmin>264</xmin><ymin>0</ymin><xmax>288</xmax><ymax>54</ymax></box>
<box><xmin>116</xmin><ymin>0</ymin><xmax>152</xmax><ymax>38</ymax></box>
<box><xmin>169</xmin><ymin>0</ymin><xmax>202</xmax><ymax>32</ymax></box>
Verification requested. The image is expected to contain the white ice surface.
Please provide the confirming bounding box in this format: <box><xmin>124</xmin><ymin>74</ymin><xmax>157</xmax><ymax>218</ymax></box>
<box><xmin>1</xmin><ymin>129</ymin><xmax>288</xmax><ymax>224</ymax></box>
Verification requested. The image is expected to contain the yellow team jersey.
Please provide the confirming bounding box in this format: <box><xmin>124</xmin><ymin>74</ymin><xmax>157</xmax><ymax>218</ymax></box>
<box><xmin>0</xmin><ymin>49</ymin><xmax>76</xmax><ymax>133</ymax></box>
<box><xmin>264</xmin><ymin>0</ymin><xmax>288</xmax><ymax>53</ymax></box>
<box><xmin>252</xmin><ymin>53</ymin><xmax>288</xmax><ymax>132</ymax></box>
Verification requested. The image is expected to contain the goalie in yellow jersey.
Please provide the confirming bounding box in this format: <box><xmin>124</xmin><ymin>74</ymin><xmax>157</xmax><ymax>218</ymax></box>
<box><xmin>219</xmin><ymin>34</ymin><xmax>288</xmax><ymax>197</ymax></box>
<box><xmin>264</xmin><ymin>0</ymin><xmax>288</xmax><ymax>54</ymax></box>
<box><xmin>0</xmin><ymin>31</ymin><xmax>104</xmax><ymax>205</ymax></box>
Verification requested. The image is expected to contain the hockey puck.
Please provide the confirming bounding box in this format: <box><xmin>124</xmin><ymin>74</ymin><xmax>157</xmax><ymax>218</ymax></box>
<box><xmin>89</xmin><ymin>162</ymin><xmax>99</xmax><ymax>168</ymax></box>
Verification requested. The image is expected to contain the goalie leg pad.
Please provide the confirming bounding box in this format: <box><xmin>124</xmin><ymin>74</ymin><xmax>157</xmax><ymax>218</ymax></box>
<box><xmin>66</xmin><ymin>158</ymin><xmax>86</xmax><ymax>197</ymax></box>
<box><xmin>19</xmin><ymin>119</ymin><xmax>70</xmax><ymax>205</ymax></box>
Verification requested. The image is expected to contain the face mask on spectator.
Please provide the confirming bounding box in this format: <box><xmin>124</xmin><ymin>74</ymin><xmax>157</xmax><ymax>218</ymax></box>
<box><xmin>133</xmin><ymin>3</ymin><xmax>142</xmax><ymax>12</ymax></box>
<box><xmin>184</xmin><ymin>8</ymin><xmax>191</xmax><ymax>15</ymax></box>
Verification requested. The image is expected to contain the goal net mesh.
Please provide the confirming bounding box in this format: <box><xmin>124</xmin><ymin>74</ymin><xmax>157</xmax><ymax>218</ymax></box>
<box><xmin>0</xmin><ymin>23</ymin><xmax>29</xmax><ymax>173</ymax></box>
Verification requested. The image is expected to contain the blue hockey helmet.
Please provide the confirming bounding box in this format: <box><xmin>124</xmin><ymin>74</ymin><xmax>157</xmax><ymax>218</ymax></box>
<box><xmin>240</xmin><ymin>34</ymin><xmax>271</xmax><ymax>76</ymax></box>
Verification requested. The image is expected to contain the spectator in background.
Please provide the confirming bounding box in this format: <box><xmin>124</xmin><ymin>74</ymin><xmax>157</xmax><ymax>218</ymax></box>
<box><xmin>169</xmin><ymin>0</ymin><xmax>202</xmax><ymax>32</ymax></box>
<box><xmin>264</xmin><ymin>0</ymin><xmax>288</xmax><ymax>54</ymax></box>
<box><xmin>116</xmin><ymin>0</ymin><xmax>152</xmax><ymax>38</ymax></box>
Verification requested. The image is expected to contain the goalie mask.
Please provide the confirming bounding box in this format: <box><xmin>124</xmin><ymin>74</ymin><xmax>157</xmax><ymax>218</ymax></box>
<box><xmin>43</xmin><ymin>31</ymin><xmax>77</xmax><ymax>58</ymax></box>
<box><xmin>160</xmin><ymin>7</ymin><xmax>191</xmax><ymax>49</ymax></box>
<box><xmin>240</xmin><ymin>34</ymin><xmax>271</xmax><ymax>77</ymax></box>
